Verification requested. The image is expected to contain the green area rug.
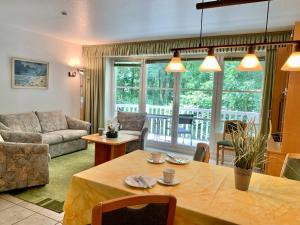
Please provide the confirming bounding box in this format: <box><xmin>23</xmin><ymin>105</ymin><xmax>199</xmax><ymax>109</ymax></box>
<box><xmin>9</xmin><ymin>144</ymin><xmax>94</xmax><ymax>213</ymax></box>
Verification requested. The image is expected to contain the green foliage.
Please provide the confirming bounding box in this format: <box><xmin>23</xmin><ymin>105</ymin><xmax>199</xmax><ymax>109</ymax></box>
<box><xmin>115</xmin><ymin>60</ymin><xmax>264</xmax><ymax>113</ymax></box>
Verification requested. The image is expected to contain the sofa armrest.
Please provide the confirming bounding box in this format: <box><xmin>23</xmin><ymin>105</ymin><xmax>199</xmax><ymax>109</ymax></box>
<box><xmin>0</xmin><ymin>122</ymin><xmax>9</xmax><ymax>131</ymax></box>
<box><xmin>66</xmin><ymin>116</ymin><xmax>91</xmax><ymax>132</ymax></box>
<box><xmin>0</xmin><ymin>130</ymin><xmax>42</xmax><ymax>144</ymax></box>
<box><xmin>0</xmin><ymin>142</ymin><xmax>49</xmax><ymax>192</ymax></box>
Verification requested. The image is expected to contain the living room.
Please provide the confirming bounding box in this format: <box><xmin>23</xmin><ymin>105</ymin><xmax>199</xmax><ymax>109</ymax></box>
<box><xmin>0</xmin><ymin>0</ymin><xmax>300</xmax><ymax>225</ymax></box>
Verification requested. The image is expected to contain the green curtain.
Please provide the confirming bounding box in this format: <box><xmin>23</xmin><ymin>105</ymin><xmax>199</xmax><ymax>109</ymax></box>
<box><xmin>260</xmin><ymin>48</ymin><xmax>278</xmax><ymax>138</ymax></box>
<box><xmin>83</xmin><ymin>57</ymin><xmax>105</xmax><ymax>133</ymax></box>
<box><xmin>83</xmin><ymin>31</ymin><xmax>291</xmax><ymax>57</ymax></box>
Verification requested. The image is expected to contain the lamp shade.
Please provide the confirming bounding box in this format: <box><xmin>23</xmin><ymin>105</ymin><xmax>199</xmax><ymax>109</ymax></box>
<box><xmin>237</xmin><ymin>54</ymin><xmax>263</xmax><ymax>71</ymax></box>
<box><xmin>199</xmin><ymin>55</ymin><xmax>222</xmax><ymax>72</ymax></box>
<box><xmin>165</xmin><ymin>52</ymin><xmax>186</xmax><ymax>73</ymax></box>
<box><xmin>281</xmin><ymin>52</ymin><xmax>300</xmax><ymax>71</ymax></box>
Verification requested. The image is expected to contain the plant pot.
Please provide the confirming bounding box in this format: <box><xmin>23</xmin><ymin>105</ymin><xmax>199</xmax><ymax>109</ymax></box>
<box><xmin>234</xmin><ymin>166</ymin><xmax>253</xmax><ymax>191</ymax></box>
<box><xmin>106</xmin><ymin>131</ymin><xmax>118</xmax><ymax>138</ymax></box>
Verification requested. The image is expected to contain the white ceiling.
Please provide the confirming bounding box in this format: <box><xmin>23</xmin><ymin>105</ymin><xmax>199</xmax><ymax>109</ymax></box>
<box><xmin>0</xmin><ymin>0</ymin><xmax>299</xmax><ymax>45</ymax></box>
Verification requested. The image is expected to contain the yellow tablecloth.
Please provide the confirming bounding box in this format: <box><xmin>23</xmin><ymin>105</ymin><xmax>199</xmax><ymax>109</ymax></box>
<box><xmin>63</xmin><ymin>150</ymin><xmax>300</xmax><ymax>225</ymax></box>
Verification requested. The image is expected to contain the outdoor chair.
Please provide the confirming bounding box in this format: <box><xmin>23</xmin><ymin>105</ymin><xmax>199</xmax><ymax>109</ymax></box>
<box><xmin>92</xmin><ymin>194</ymin><xmax>177</xmax><ymax>225</ymax></box>
<box><xmin>177</xmin><ymin>114</ymin><xmax>194</xmax><ymax>145</ymax></box>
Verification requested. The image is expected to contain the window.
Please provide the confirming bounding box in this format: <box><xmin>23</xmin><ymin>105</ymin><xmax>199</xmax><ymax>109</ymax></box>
<box><xmin>114</xmin><ymin>62</ymin><xmax>141</xmax><ymax>112</ymax></box>
<box><xmin>219</xmin><ymin>59</ymin><xmax>264</xmax><ymax>130</ymax></box>
<box><xmin>111</xmin><ymin>56</ymin><xmax>265</xmax><ymax>153</ymax></box>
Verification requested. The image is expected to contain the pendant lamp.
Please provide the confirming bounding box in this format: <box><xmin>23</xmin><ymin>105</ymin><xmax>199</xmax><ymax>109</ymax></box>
<box><xmin>199</xmin><ymin>48</ymin><xmax>222</xmax><ymax>72</ymax></box>
<box><xmin>165</xmin><ymin>51</ymin><xmax>186</xmax><ymax>73</ymax></box>
<box><xmin>237</xmin><ymin>46</ymin><xmax>263</xmax><ymax>71</ymax></box>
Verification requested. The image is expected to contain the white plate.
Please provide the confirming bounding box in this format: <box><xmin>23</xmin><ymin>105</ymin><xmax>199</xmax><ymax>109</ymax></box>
<box><xmin>166</xmin><ymin>156</ymin><xmax>191</xmax><ymax>165</ymax></box>
<box><xmin>147</xmin><ymin>158</ymin><xmax>165</xmax><ymax>164</ymax></box>
<box><xmin>157</xmin><ymin>177</ymin><xmax>180</xmax><ymax>186</ymax></box>
<box><xmin>125</xmin><ymin>175</ymin><xmax>157</xmax><ymax>189</ymax></box>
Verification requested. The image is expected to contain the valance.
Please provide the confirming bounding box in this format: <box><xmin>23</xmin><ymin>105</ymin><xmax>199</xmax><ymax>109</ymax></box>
<box><xmin>83</xmin><ymin>31</ymin><xmax>292</xmax><ymax>57</ymax></box>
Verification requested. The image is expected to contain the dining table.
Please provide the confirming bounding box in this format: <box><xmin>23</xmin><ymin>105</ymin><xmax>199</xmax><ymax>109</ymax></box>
<box><xmin>63</xmin><ymin>150</ymin><xmax>300</xmax><ymax>225</ymax></box>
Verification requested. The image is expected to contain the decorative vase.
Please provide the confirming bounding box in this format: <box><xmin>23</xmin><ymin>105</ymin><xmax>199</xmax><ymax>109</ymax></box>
<box><xmin>234</xmin><ymin>166</ymin><xmax>253</xmax><ymax>191</ymax></box>
<box><xmin>106</xmin><ymin>131</ymin><xmax>118</xmax><ymax>138</ymax></box>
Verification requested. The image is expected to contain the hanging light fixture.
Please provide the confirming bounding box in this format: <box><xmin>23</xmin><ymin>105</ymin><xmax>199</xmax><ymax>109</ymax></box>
<box><xmin>165</xmin><ymin>51</ymin><xmax>186</xmax><ymax>73</ymax></box>
<box><xmin>237</xmin><ymin>46</ymin><xmax>263</xmax><ymax>71</ymax></box>
<box><xmin>167</xmin><ymin>0</ymin><xmax>300</xmax><ymax>73</ymax></box>
<box><xmin>199</xmin><ymin>48</ymin><xmax>222</xmax><ymax>72</ymax></box>
<box><xmin>281</xmin><ymin>44</ymin><xmax>300</xmax><ymax>71</ymax></box>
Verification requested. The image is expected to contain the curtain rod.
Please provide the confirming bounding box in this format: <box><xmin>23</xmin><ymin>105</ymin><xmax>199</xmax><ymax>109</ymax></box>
<box><xmin>170</xmin><ymin>41</ymin><xmax>300</xmax><ymax>52</ymax></box>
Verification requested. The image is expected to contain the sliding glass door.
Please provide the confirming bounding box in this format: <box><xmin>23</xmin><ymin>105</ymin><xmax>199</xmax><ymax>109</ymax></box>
<box><xmin>178</xmin><ymin>60</ymin><xmax>214</xmax><ymax>147</ymax></box>
<box><xmin>146</xmin><ymin>61</ymin><xmax>174</xmax><ymax>143</ymax></box>
<box><xmin>112</xmin><ymin>57</ymin><xmax>265</xmax><ymax>153</ymax></box>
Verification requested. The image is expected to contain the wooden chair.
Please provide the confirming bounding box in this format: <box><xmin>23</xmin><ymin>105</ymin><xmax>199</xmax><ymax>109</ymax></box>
<box><xmin>280</xmin><ymin>153</ymin><xmax>300</xmax><ymax>181</ymax></box>
<box><xmin>194</xmin><ymin>143</ymin><xmax>210</xmax><ymax>163</ymax></box>
<box><xmin>216</xmin><ymin>120</ymin><xmax>247</xmax><ymax>165</ymax></box>
<box><xmin>92</xmin><ymin>195</ymin><xmax>177</xmax><ymax>225</ymax></box>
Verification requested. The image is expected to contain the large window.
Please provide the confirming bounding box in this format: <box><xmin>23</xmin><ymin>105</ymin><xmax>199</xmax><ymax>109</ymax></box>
<box><xmin>112</xmin><ymin>57</ymin><xmax>265</xmax><ymax>152</ymax></box>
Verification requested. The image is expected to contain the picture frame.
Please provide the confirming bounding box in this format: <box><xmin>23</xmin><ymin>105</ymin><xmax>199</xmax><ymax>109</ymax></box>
<box><xmin>11</xmin><ymin>57</ymin><xmax>49</xmax><ymax>89</ymax></box>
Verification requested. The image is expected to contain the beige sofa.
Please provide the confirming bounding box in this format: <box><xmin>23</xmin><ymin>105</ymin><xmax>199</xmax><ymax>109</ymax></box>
<box><xmin>0</xmin><ymin>111</ymin><xmax>91</xmax><ymax>158</ymax></box>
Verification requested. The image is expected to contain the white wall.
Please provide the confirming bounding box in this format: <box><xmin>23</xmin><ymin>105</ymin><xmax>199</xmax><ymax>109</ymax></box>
<box><xmin>0</xmin><ymin>24</ymin><xmax>82</xmax><ymax>118</ymax></box>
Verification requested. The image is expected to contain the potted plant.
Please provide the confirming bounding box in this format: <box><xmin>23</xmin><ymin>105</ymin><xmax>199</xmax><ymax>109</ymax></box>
<box><xmin>106</xmin><ymin>121</ymin><xmax>119</xmax><ymax>139</ymax></box>
<box><xmin>231</xmin><ymin>121</ymin><xmax>267</xmax><ymax>191</ymax></box>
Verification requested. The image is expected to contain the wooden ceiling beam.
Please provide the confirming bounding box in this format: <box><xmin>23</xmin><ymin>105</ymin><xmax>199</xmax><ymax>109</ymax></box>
<box><xmin>196</xmin><ymin>0</ymin><xmax>270</xmax><ymax>10</ymax></box>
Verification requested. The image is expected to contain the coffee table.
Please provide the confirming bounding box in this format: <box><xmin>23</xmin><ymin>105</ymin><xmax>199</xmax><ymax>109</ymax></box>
<box><xmin>81</xmin><ymin>133</ymin><xmax>139</xmax><ymax>166</ymax></box>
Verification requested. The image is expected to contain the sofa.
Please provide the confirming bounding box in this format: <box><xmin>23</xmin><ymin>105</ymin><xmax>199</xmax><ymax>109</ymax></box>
<box><xmin>0</xmin><ymin>130</ymin><xmax>49</xmax><ymax>192</ymax></box>
<box><xmin>0</xmin><ymin>111</ymin><xmax>91</xmax><ymax>158</ymax></box>
<box><xmin>117</xmin><ymin>111</ymin><xmax>148</xmax><ymax>153</ymax></box>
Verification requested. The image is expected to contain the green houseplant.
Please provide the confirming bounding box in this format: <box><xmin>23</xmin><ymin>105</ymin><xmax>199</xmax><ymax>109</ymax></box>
<box><xmin>231</xmin><ymin>121</ymin><xmax>267</xmax><ymax>191</ymax></box>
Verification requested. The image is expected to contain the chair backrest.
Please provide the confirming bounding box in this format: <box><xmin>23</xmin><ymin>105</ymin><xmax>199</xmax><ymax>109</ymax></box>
<box><xmin>222</xmin><ymin>120</ymin><xmax>247</xmax><ymax>139</ymax></box>
<box><xmin>178</xmin><ymin>114</ymin><xmax>194</xmax><ymax>125</ymax></box>
<box><xmin>92</xmin><ymin>195</ymin><xmax>177</xmax><ymax>225</ymax></box>
<box><xmin>280</xmin><ymin>153</ymin><xmax>300</xmax><ymax>181</ymax></box>
<box><xmin>117</xmin><ymin>111</ymin><xmax>147</xmax><ymax>131</ymax></box>
<box><xmin>194</xmin><ymin>143</ymin><xmax>210</xmax><ymax>163</ymax></box>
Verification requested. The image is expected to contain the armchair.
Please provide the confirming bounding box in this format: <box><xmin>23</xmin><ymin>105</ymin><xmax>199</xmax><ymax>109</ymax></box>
<box><xmin>117</xmin><ymin>112</ymin><xmax>148</xmax><ymax>153</ymax></box>
<box><xmin>0</xmin><ymin>130</ymin><xmax>49</xmax><ymax>192</ymax></box>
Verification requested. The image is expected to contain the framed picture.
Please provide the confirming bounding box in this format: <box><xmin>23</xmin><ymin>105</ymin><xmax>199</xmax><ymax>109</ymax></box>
<box><xmin>12</xmin><ymin>57</ymin><xmax>49</xmax><ymax>89</ymax></box>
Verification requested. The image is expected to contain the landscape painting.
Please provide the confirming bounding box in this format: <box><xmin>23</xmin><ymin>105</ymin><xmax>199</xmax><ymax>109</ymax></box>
<box><xmin>12</xmin><ymin>58</ymin><xmax>49</xmax><ymax>89</ymax></box>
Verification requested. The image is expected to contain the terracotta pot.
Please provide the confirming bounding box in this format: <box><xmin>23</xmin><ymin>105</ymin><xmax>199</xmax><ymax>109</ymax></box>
<box><xmin>234</xmin><ymin>166</ymin><xmax>253</xmax><ymax>191</ymax></box>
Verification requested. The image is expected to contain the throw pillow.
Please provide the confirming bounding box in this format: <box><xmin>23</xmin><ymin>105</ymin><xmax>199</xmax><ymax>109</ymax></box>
<box><xmin>0</xmin><ymin>134</ymin><xmax>4</xmax><ymax>142</ymax></box>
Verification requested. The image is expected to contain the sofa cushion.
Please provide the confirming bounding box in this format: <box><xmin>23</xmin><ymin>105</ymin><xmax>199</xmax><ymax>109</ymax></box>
<box><xmin>36</xmin><ymin>111</ymin><xmax>68</xmax><ymax>133</ymax></box>
<box><xmin>0</xmin><ymin>112</ymin><xmax>42</xmax><ymax>133</ymax></box>
<box><xmin>49</xmin><ymin>129</ymin><xmax>88</xmax><ymax>142</ymax></box>
<box><xmin>119</xmin><ymin>130</ymin><xmax>141</xmax><ymax>137</ymax></box>
<box><xmin>42</xmin><ymin>133</ymin><xmax>63</xmax><ymax>145</ymax></box>
<box><xmin>117</xmin><ymin>112</ymin><xmax>147</xmax><ymax>131</ymax></box>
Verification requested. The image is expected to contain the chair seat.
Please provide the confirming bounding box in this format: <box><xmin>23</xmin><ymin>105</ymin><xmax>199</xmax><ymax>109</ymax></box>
<box><xmin>217</xmin><ymin>140</ymin><xmax>233</xmax><ymax>147</ymax></box>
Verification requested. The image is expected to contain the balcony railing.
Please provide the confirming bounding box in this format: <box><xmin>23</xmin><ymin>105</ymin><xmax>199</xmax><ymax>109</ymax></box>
<box><xmin>117</xmin><ymin>104</ymin><xmax>260</xmax><ymax>145</ymax></box>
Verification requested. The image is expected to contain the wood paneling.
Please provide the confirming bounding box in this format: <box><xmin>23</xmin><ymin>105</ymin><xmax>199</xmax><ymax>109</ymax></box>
<box><xmin>267</xmin><ymin>21</ymin><xmax>300</xmax><ymax>176</ymax></box>
<box><xmin>270</xmin><ymin>47</ymin><xmax>290</xmax><ymax>133</ymax></box>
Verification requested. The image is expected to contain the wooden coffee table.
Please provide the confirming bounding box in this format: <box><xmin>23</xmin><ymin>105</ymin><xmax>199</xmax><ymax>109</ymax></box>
<box><xmin>81</xmin><ymin>133</ymin><xmax>139</xmax><ymax>166</ymax></box>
